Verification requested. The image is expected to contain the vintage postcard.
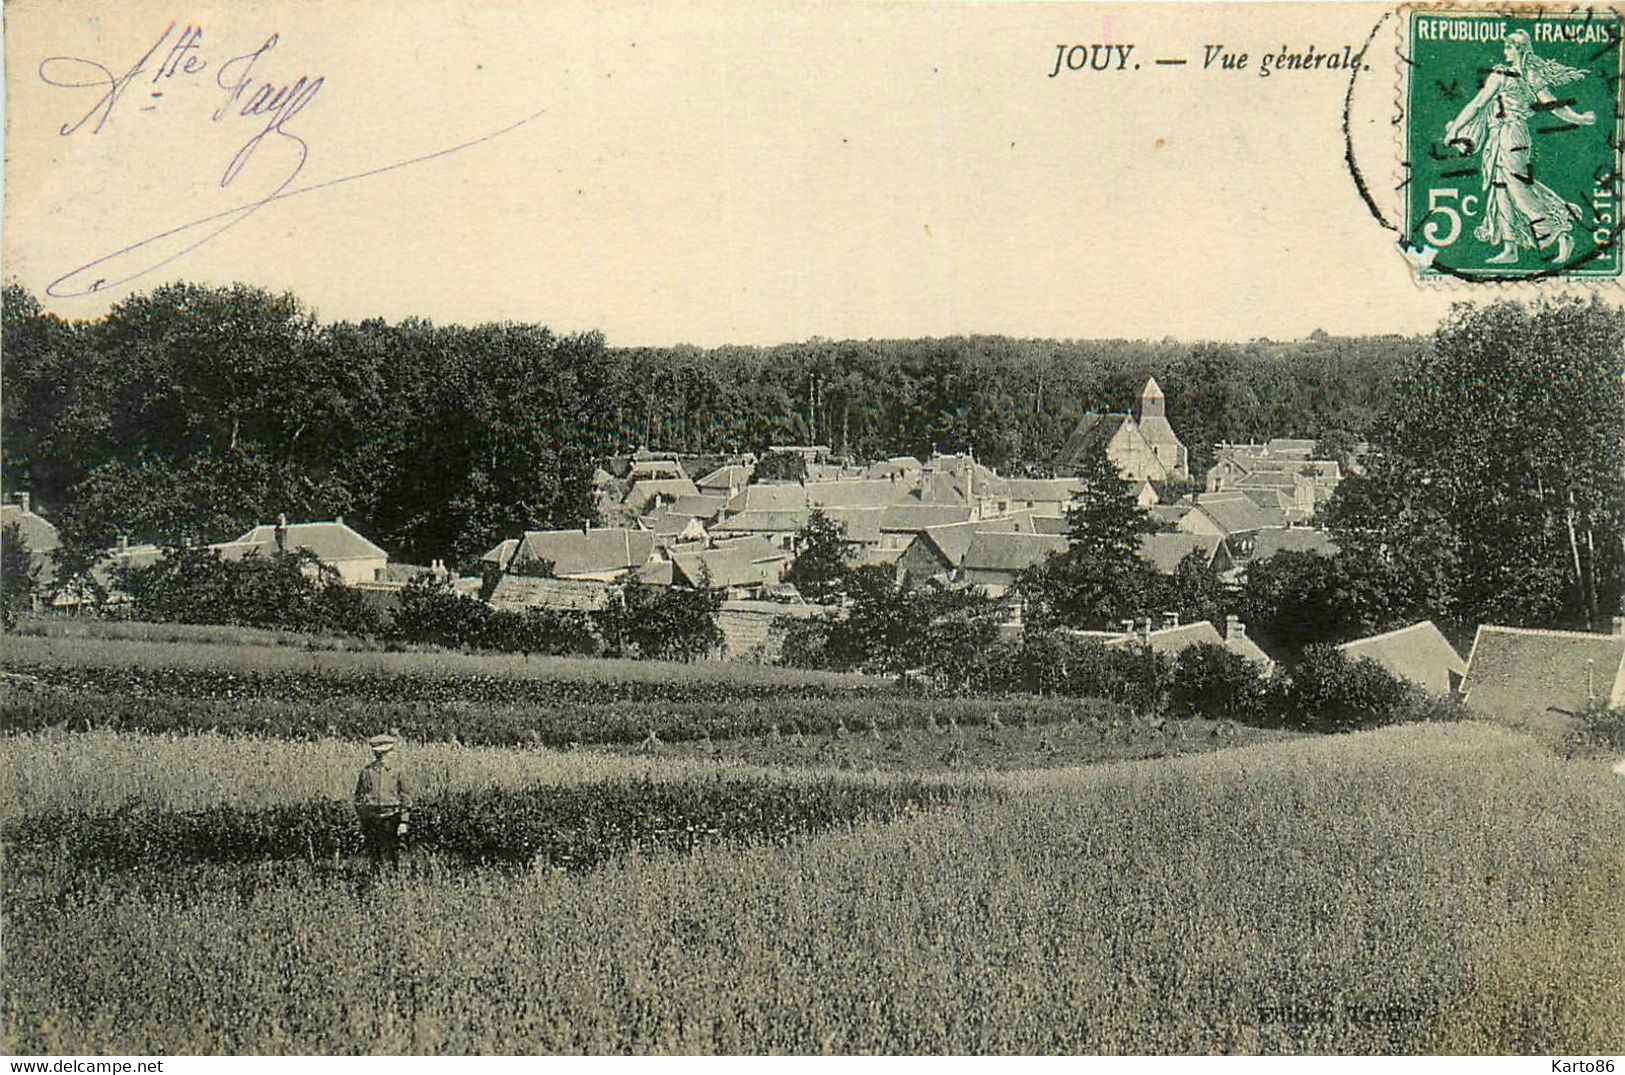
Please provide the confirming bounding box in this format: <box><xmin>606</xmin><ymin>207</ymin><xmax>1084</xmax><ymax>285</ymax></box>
<box><xmin>3</xmin><ymin>0</ymin><xmax>1623</xmax><ymax>1061</ymax></box>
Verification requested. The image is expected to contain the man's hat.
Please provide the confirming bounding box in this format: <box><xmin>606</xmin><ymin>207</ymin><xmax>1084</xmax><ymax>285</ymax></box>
<box><xmin>368</xmin><ymin>734</ymin><xmax>398</xmax><ymax>751</ymax></box>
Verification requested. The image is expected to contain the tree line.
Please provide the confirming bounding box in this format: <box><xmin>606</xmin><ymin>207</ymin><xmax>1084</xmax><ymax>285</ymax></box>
<box><xmin>4</xmin><ymin>281</ymin><xmax>1413</xmax><ymax>574</ymax></box>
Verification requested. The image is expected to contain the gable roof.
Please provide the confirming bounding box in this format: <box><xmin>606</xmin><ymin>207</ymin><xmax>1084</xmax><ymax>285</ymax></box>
<box><xmin>1031</xmin><ymin>514</ymin><xmax>1070</xmax><ymax>536</ymax></box>
<box><xmin>806</xmin><ymin>478</ymin><xmax>912</xmax><ymax>511</ymax></box>
<box><xmin>820</xmin><ymin>506</ymin><xmax>888</xmax><ymax>545</ymax></box>
<box><xmin>1106</xmin><ymin>620</ymin><xmax>1224</xmax><ymax>657</ymax></box>
<box><xmin>487</xmin><ymin>574</ymin><xmax>612</xmax><ymax>612</ymax></box>
<box><xmin>712</xmin><ymin>510</ymin><xmax>809</xmax><ymax>534</ymax></box>
<box><xmin>1461</xmin><ymin>625</ymin><xmax>1625</xmax><ymax>721</ymax></box>
<box><xmin>666</xmin><ymin>494</ymin><xmax>728</xmax><ymax>520</ymax></box>
<box><xmin>509</xmin><ymin>528</ymin><xmax>655</xmax><ymax>577</ymax></box>
<box><xmin>725</xmin><ymin>483</ymin><xmax>808</xmax><ymax>514</ymax></box>
<box><xmin>1005</xmin><ymin>478</ymin><xmax>1085</xmax><ymax>504</ymax></box>
<box><xmin>628</xmin><ymin>459</ymin><xmax>689</xmax><ymax>481</ymax></box>
<box><xmin>1339</xmin><ymin>620</ymin><xmax>1465</xmax><ymax>695</ymax></box>
<box><xmin>670</xmin><ymin>541</ymin><xmax>790</xmax><ymax>590</ymax></box>
<box><xmin>1251</xmin><ymin>527</ymin><xmax>1338</xmax><ymax>560</ymax></box>
<box><xmin>228</xmin><ymin>521</ymin><xmax>388</xmax><ymax>563</ymax></box>
<box><xmin>864</xmin><ymin>457</ymin><xmax>923</xmax><ymax>480</ymax></box>
<box><xmin>696</xmin><ymin>464</ymin><xmax>753</xmax><ymax>490</ymax></box>
<box><xmin>1058</xmin><ymin>413</ymin><xmax>1136</xmax><ymax>466</ymax></box>
<box><xmin>623</xmin><ymin>477</ymin><xmax>701</xmax><ymax>513</ymax></box>
<box><xmin>1</xmin><ymin>503</ymin><xmax>61</xmax><ymax>555</ymax></box>
<box><xmin>1149</xmin><ymin>504</ymin><xmax>1192</xmax><ymax>528</ymax></box>
<box><xmin>1186</xmin><ymin>494</ymin><xmax>1276</xmax><ymax>537</ymax></box>
<box><xmin>1136</xmin><ymin>533</ymin><xmax>1222</xmax><ymax>575</ymax></box>
<box><xmin>918</xmin><ymin>516</ymin><xmax>1027</xmax><ymax>568</ymax></box>
<box><xmin>959</xmin><ymin>532</ymin><xmax>1069</xmax><ymax>575</ymax></box>
<box><xmin>879</xmin><ymin>503</ymin><xmax>975</xmax><ymax>532</ymax></box>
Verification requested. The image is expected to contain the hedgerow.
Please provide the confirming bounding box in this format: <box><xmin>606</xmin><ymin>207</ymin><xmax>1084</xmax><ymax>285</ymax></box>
<box><xmin>4</xmin><ymin>774</ymin><xmax>972</xmax><ymax>873</ymax></box>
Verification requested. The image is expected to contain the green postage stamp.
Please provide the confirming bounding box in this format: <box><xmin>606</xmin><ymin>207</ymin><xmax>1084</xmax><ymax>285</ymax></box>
<box><xmin>1403</xmin><ymin>4</ymin><xmax>1625</xmax><ymax>279</ymax></box>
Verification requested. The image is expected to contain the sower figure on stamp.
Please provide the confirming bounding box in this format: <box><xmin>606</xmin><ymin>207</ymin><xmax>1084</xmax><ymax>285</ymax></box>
<box><xmin>1444</xmin><ymin>29</ymin><xmax>1595</xmax><ymax>264</ymax></box>
<box><xmin>354</xmin><ymin>733</ymin><xmax>413</xmax><ymax>870</ymax></box>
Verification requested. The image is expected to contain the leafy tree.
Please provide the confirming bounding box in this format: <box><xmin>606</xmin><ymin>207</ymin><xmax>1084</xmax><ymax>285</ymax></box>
<box><xmin>1281</xmin><ymin>645</ymin><xmax>1420</xmax><ymax>733</ymax></box>
<box><xmin>1</xmin><ymin>523</ymin><xmax>37</xmax><ymax>627</ymax></box>
<box><xmin>1168</xmin><ymin>643</ymin><xmax>1271</xmax><ymax>723</ymax></box>
<box><xmin>1018</xmin><ymin>446</ymin><xmax>1156</xmax><ymax>629</ymax></box>
<box><xmin>785</xmin><ymin>509</ymin><xmax>852</xmax><ymax>603</ymax></box>
<box><xmin>1329</xmin><ymin>297</ymin><xmax>1625</xmax><ymax>633</ymax></box>
<box><xmin>596</xmin><ymin>583</ymin><xmax>723</xmax><ymax>662</ymax></box>
<box><xmin>1147</xmin><ymin>549</ymin><xmax>1229</xmax><ymax>626</ymax></box>
<box><xmin>752</xmin><ymin>452</ymin><xmax>807</xmax><ymax>483</ymax></box>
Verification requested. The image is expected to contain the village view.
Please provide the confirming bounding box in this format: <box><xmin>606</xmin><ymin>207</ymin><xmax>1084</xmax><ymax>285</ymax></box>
<box><xmin>2</xmin><ymin>282</ymin><xmax>1623</xmax><ymax>1054</ymax></box>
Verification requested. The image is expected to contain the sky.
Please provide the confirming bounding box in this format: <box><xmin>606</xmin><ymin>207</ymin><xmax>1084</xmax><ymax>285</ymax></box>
<box><xmin>1</xmin><ymin>0</ymin><xmax>1563</xmax><ymax>347</ymax></box>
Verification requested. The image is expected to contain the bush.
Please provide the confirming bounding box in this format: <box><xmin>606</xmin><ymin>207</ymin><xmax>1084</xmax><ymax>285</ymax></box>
<box><xmin>115</xmin><ymin>546</ymin><xmax>384</xmax><ymax>636</ymax></box>
<box><xmin>1279</xmin><ymin>645</ymin><xmax>1417</xmax><ymax>733</ymax></box>
<box><xmin>595</xmin><ymin>583</ymin><xmax>722</xmax><ymax>662</ymax></box>
<box><xmin>1169</xmin><ymin>643</ymin><xmax>1271</xmax><ymax>723</ymax></box>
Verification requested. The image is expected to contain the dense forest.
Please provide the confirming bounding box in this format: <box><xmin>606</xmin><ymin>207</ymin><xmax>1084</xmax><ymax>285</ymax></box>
<box><xmin>1</xmin><ymin>282</ymin><xmax>1419</xmax><ymax>570</ymax></box>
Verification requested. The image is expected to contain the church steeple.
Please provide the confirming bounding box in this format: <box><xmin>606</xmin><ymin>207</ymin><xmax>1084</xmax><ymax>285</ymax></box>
<box><xmin>1139</xmin><ymin>377</ymin><xmax>1165</xmax><ymax>420</ymax></box>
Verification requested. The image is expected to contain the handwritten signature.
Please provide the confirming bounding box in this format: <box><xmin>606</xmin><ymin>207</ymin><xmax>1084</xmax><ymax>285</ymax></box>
<box><xmin>37</xmin><ymin>22</ymin><xmax>543</xmax><ymax>299</ymax></box>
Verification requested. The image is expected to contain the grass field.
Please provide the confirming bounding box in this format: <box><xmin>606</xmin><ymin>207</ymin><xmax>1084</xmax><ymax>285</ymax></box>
<box><xmin>4</xmin><ymin>721</ymin><xmax>1622</xmax><ymax>1054</ymax></box>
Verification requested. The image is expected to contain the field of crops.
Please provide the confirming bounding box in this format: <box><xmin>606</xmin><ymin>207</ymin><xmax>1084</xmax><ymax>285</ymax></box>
<box><xmin>4</xmin><ymin>631</ymin><xmax>1621</xmax><ymax>1054</ymax></box>
<box><xmin>4</xmin><ymin>719</ymin><xmax>1622</xmax><ymax>1054</ymax></box>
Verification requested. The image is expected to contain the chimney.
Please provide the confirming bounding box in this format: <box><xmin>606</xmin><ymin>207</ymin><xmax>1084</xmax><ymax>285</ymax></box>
<box><xmin>1142</xmin><ymin>616</ymin><xmax>1154</xmax><ymax>639</ymax></box>
<box><xmin>335</xmin><ymin>515</ymin><xmax>344</xmax><ymax>527</ymax></box>
<box><xmin>1120</xmin><ymin>618</ymin><xmax>1136</xmax><ymax>635</ymax></box>
<box><xmin>1613</xmin><ymin>614</ymin><xmax>1625</xmax><ymax>637</ymax></box>
<box><xmin>16</xmin><ymin>492</ymin><xmax>30</xmax><ymax>514</ymax></box>
<box><xmin>275</xmin><ymin>514</ymin><xmax>288</xmax><ymax>552</ymax></box>
<box><xmin>117</xmin><ymin>533</ymin><xmax>130</xmax><ymax>553</ymax></box>
<box><xmin>1226</xmin><ymin>614</ymin><xmax>1246</xmax><ymax>640</ymax></box>
<box><xmin>1162</xmin><ymin>611</ymin><xmax>1180</xmax><ymax>629</ymax></box>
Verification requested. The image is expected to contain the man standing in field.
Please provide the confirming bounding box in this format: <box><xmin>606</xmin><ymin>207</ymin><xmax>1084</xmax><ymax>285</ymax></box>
<box><xmin>354</xmin><ymin>734</ymin><xmax>413</xmax><ymax>871</ymax></box>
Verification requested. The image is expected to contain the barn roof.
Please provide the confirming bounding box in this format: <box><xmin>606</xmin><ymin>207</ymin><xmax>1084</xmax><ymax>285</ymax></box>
<box><xmin>959</xmin><ymin>532</ymin><xmax>1068</xmax><ymax>575</ymax></box>
<box><xmin>1137</xmin><ymin>533</ymin><xmax>1222</xmax><ymax>575</ymax></box>
<box><xmin>879</xmin><ymin>503</ymin><xmax>975</xmax><ymax>532</ymax></box>
<box><xmin>725</xmin><ymin>483</ymin><xmax>808</xmax><ymax>514</ymax></box>
<box><xmin>1251</xmin><ymin>527</ymin><xmax>1338</xmax><ymax>560</ymax></box>
<box><xmin>1</xmin><ymin>503</ymin><xmax>61</xmax><ymax>554</ymax></box>
<box><xmin>1338</xmin><ymin>620</ymin><xmax>1465</xmax><ymax>695</ymax></box>
<box><xmin>1461</xmin><ymin>625</ymin><xmax>1625</xmax><ymax>721</ymax></box>
<box><xmin>228</xmin><ymin>520</ymin><xmax>387</xmax><ymax>563</ymax></box>
<box><xmin>509</xmin><ymin>528</ymin><xmax>654</xmax><ymax>577</ymax></box>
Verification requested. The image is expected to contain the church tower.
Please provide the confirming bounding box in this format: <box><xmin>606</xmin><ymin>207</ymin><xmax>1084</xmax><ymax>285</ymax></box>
<box><xmin>1134</xmin><ymin>377</ymin><xmax>1189</xmax><ymax>481</ymax></box>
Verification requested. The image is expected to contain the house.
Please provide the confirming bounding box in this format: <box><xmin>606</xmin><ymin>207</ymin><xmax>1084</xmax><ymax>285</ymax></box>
<box><xmin>1005</xmin><ymin>478</ymin><xmax>1084</xmax><ymax>515</ymax></box>
<box><xmin>219</xmin><ymin>518</ymin><xmax>389</xmax><ymax>585</ymax></box>
<box><xmin>878</xmin><ymin>503</ymin><xmax>975</xmax><ymax>549</ymax></box>
<box><xmin>695</xmin><ymin>464</ymin><xmax>753</xmax><ymax>498</ymax></box>
<box><xmin>623</xmin><ymin>477</ymin><xmax>702</xmax><ymax>516</ymax></box>
<box><xmin>1</xmin><ymin>493</ymin><xmax>61</xmax><ymax>591</ymax></box>
<box><xmin>864</xmin><ymin>456</ymin><xmax>924</xmax><ymax>483</ymax></box>
<box><xmin>492</xmin><ymin>528</ymin><xmax>655</xmax><ymax>581</ymax></box>
<box><xmin>723</xmin><ymin>483</ymin><xmax>808</xmax><ymax>515</ymax></box>
<box><xmin>1176</xmin><ymin>494</ymin><xmax>1278</xmax><ymax>552</ymax></box>
<box><xmin>1136</xmin><ymin>533</ymin><xmax>1234</xmax><ymax>576</ymax></box>
<box><xmin>895</xmin><ymin>515</ymin><xmax>1033</xmax><ymax>582</ymax></box>
<box><xmin>1460</xmin><ymin>621</ymin><xmax>1625</xmax><ymax>724</ymax></box>
<box><xmin>957</xmin><ymin>532</ymin><xmax>1069</xmax><ymax>595</ymax></box>
<box><xmin>806</xmin><ymin>479</ymin><xmax>913</xmax><ymax>511</ymax></box>
<box><xmin>1338</xmin><ymin>621</ymin><xmax>1465</xmax><ymax>695</ymax></box>
<box><xmin>1103</xmin><ymin>614</ymin><xmax>1275</xmax><ymax>674</ymax></box>
<box><xmin>668</xmin><ymin>538</ymin><xmax>791</xmax><ymax>594</ymax></box>
<box><xmin>1250</xmin><ymin>527</ymin><xmax>1338</xmax><ymax>562</ymax></box>
<box><xmin>644</xmin><ymin>510</ymin><xmax>708</xmax><ymax>547</ymax></box>
<box><xmin>913</xmin><ymin>454</ymin><xmax>1012</xmax><ymax>513</ymax></box>
<box><xmin>710</xmin><ymin>510</ymin><xmax>809</xmax><ymax>548</ymax></box>
<box><xmin>628</xmin><ymin>458</ymin><xmax>689</xmax><ymax>482</ymax></box>
<box><xmin>666</xmin><ymin>494</ymin><xmax>729</xmax><ymax>522</ymax></box>
<box><xmin>820</xmin><ymin>506</ymin><xmax>888</xmax><ymax>553</ymax></box>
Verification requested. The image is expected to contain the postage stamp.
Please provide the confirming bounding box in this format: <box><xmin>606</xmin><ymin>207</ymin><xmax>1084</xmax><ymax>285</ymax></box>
<box><xmin>1401</xmin><ymin>4</ymin><xmax>1625</xmax><ymax>280</ymax></box>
